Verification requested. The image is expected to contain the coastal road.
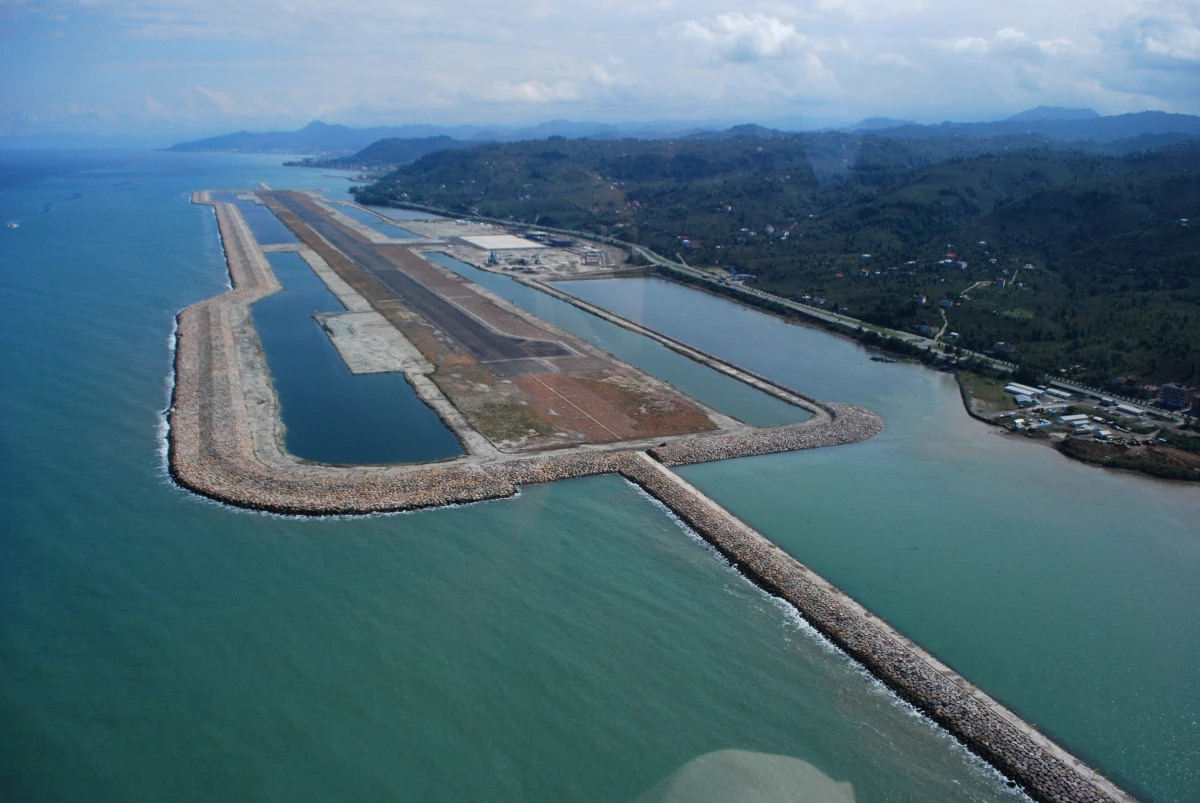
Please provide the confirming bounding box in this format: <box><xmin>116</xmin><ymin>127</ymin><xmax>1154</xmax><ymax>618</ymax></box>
<box><xmin>265</xmin><ymin>192</ymin><xmax>573</xmax><ymax>375</ymax></box>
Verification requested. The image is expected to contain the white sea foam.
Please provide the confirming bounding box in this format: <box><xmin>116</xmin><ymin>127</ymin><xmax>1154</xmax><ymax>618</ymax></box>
<box><xmin>624</xmin><ymin>476</ymin><xmax>1031</xmax><ymax>801</ymax></box>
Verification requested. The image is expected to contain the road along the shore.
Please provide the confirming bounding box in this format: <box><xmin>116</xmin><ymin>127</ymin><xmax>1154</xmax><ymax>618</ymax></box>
<box><xmin>169</xmin><ymin>192</ymin><xmax>1133</xmax><ymax>803</ymax></box>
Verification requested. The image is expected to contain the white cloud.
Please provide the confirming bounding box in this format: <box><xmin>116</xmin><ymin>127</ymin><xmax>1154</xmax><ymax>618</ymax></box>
<box><xmin>4</xmin><ymin>0</ymin><xmax>1199</xmax><ymax>133</ymax></box>
<box><xmin>1118</xmin><ymin>0</ymin><xmax>1200</xmax><ymax>63</ymax></box>
<box><xmin>948</xmin><ymin>36</ymin><xmax>990</xmax><ymax>55</ymax></box>
<box><xmin>193</xmin><ymin>85</ymin><xmax>236</xmax><ymax>113</ymax></box>
<box><xmin>873</xmin><ymin>52</ymin><xmax>915</xmax><ymax>67</ymax></box>
<box><xmin>942</xmin><ymin>28</ymin><xmax>1077</xmax><ymax>58</ymax></box>
<box><xmin>486</xmin><ymin>80</ymin><xmax>580</xmax><ymax>103</ymax></box>
<box><xmin>677</xmin><ymin>13</ymin><xmax>807</xmax><ymax>63</ymax></box>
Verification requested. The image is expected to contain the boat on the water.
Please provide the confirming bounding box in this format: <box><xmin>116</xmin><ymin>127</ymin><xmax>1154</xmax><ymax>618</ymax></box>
<box><xmin>6</xmin><ymin>222</ymin><xmax>17</xmax><ymax>229</ymax></box>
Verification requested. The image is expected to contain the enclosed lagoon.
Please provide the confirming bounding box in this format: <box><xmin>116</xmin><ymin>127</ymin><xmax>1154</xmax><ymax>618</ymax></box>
<box><xmin>332</xmin><ymin>202</ymin><xmax>419</xmax><ymax>238</ymax></box>
<box><xmin>565</xmin><ymin>276</ymin><xmax>1200</xmax><ymax>803</ymax></box>
<box><xmin>250</xmin><ymin>251</ymin><xmax>462</xmax><ymax>464</ymax></box>
<box><xmin>0</xmin><ymin>149</ymin><xmax>1041</xmax><ymax>803</ymax></box>
<box><xmin>425</xmin><ymin>253</ymin><xmax>808</xmax><ymax>428</ymax></box>
<box><xmin>210</xmin><ymin>192</ymin><xmax>297</xmax><ymax>245</ymax></box>
<box><xmin>366</xmin><ymin>205</ymin><xmax>443</xmax><ymax>221</ymax></box>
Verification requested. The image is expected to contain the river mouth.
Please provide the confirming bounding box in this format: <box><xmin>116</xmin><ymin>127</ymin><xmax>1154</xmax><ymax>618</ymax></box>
<box><xmin>251</xmin><ymin>251</ymin><xmax>463</xmax><ymax>465</ymax></box>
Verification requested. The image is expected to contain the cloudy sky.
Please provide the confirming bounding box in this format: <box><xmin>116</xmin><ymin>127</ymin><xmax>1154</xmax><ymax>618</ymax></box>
<box><xmin>2</xmin><ymin>0</ymin><xmax>1198</xmax><ymax>137</ymax></box>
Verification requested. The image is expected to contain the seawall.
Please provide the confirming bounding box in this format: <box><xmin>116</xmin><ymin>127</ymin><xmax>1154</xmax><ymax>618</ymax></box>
<box><xmin>169</xmin><ymin>195</ymin><xmax>883</xmax><ymax>515</ymax></box>
<box><xmin>172</xmin><ymin>192</ymin><xmax>1135</xmax><ymax>803</ymax></box>
<box><xmin>620</xmin><ymin>453</ymin><xmax>1135</xmax><ymax>803</ymax></box>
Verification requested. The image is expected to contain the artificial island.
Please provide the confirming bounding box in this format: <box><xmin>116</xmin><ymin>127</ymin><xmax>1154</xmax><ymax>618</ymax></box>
<box><xmin>169</xmin><ymin>188</ymin><xmax>1135</xmax><ymax>803</ymax></box>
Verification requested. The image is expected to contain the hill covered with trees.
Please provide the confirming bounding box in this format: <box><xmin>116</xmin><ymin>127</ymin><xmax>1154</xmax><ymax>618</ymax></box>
<box><xmin>355</xmin><ymin>131</ymin><xmax>1200</xmax><ymax>387</ymax></box>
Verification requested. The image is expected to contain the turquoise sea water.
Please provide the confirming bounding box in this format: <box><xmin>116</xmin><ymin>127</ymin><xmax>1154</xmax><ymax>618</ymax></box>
<box><xmin>566</xmin><ymin>278</ymin><xmax>1200</xmax><ymax>802</ymax></box>
<box><xmin>1</xmin><ymin>152</ymin><xmax>1027</xmax><ymax>801</ymax></box>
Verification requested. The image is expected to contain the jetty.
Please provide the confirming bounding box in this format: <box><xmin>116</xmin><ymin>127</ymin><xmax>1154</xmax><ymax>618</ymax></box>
<box><xmin>169</xmin><ymin>191</ymin><xmax>1135</xmax><ymax>803</ymax></box>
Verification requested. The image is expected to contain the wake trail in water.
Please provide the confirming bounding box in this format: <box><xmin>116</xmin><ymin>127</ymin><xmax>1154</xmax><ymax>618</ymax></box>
<box><xmin>6</xmin><ymin>191</ymin><xmax>84</xmax><ymax>226</ymax></box>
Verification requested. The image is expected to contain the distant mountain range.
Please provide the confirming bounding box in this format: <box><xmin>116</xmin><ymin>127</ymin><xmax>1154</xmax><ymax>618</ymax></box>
<box><xmin>164</xmin><ymin>109</ymin><xmax>1200</xmax><ymax>160</ymax></box>
<box><xmin>1005</xmin><ymin>106</ymin><xmax>1099</xmax><ymax>122</ymax></box>
<box><xmin>865</xmin><ymin>110</ymin><xmax>1200</xmax><ymax>142</ymax></box>
<box><xmin>164</xmin><ymin>119</ymin><xmax>709</xmax><ymax>155</ymax></box>
<box><xmin>284</xmin><ymin>136</ymin><xmax>480</xmax><ymax>169</ymax></box>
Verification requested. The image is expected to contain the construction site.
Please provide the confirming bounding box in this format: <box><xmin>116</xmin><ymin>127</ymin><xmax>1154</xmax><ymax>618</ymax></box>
<box><xmin>163</xmin><ymin>189</ymin><xmax>1135</xmax><ymax>803</ymax></box>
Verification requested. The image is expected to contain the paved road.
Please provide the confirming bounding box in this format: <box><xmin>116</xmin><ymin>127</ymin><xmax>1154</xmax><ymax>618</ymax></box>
<box><xmin>267</xmin><ymin>192</ymin><xmax>572</xmax><ymax>375</ymax></box>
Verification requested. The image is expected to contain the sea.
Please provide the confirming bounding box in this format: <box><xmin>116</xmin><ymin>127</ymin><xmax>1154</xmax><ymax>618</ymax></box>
<box><xmin>1</xmin><ymin>150</ymin><xmax>1196</xmax><ymax>802</ymax></box>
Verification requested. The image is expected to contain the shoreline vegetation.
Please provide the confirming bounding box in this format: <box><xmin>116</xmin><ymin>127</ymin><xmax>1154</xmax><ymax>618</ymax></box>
<box><xmin>342</xmin><ymin>187</ymin><xmax>1198</xmax><ymax>484</ymax></box>
<box><xmin>173</xmin><ymin>189</ymin><xmax>1136</xmax><ymax>803</ymax></box>
<box><xmin>609</xmin><ymin>263</ymin><xmax>1200</xmax><ymax>484</ymax></box>
<box><xmin>351</xmin><ymin>132</ymin><xmax>1200</xmax><ymax>392</ymax></box>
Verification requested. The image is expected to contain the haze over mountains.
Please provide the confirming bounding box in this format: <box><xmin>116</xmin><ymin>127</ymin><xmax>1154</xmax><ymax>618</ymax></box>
<box><xmin>162</xmin><ymin>109</ymin><xmax>1200</xmax><ymax>167</ymax></box>
<box><xmin>352</xmin><ymin>123</ymin><xmax>1200</xmax><ymax>388</ymax></box>
<box><xmin>163</xmin><ymin>120</ymin><xmax>713</xmax><ymax>155</ymax></box>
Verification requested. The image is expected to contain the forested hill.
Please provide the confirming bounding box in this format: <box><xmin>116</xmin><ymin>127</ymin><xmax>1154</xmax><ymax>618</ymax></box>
<box><xmin>165</xmin><ymin>121</ymin><xmax>428</xmax><ymax>154</ymax></box>
<box><xmin>868</xmin><ymin>110</ymin><xmax>1200</xmax><ymax>143</ymax></box>
<box><xmin>356</xmin><ymin>132</ymin><xmax>1200</xmax><ymax>387</ymax></box>
<box><xmin>285</xmin><ymin>136</ymin><xmax>477</xmax><ymax>169</ymax></box>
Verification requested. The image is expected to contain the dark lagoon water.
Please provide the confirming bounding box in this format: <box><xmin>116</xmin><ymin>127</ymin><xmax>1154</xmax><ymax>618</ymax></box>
<box><xmin>251</xmin><ymin>252</ymin><xmax>461</xmax><ymax>464</ymax></box>
<box><xmin>366</xmin><ymin>205</ymin><xmax>443</xmax><ymax>221</ymax></box>
<box><xmin>210</xmin><ymin>192</ymin><xmax>297</xmax><ymax>245</ymax></box>
<box><xmin>425</xmin><ymin>253</ymin><xmax>808</xmax><ymax>428</ymax></box>
<box><xmin>0</xmin><ymin>152</ymin><xmax>1027</xmax><ymax>801</ymax></box>
<box><xmin>332</xmin><ymin>202</ymin><xmax>418</xmax><ymax>238</ymax></box>
<box><xmin>566</xmin><ymin>277</ymin><xmax>1200</xmax><ymax>802</ymax></box>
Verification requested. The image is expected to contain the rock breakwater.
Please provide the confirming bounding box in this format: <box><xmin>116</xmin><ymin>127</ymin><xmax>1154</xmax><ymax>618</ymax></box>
<box><xmin>651</xmin><ymin>403</ymin><xmax>881</xmax><ymax>465</ymax></box>
<box><xmin>169</xmin><ymin>193</ymin><xmax>1134</xmax><ymax>803</ymax></box>
<box><xmin>169</xmin><ymin>196</ymin><xmax>882</xmax><ymax>515</ymax></box>
<box><xmin>620</xmin><ymin>454</ymin><xmax>1134</xmax><ymax>803</ymax></box>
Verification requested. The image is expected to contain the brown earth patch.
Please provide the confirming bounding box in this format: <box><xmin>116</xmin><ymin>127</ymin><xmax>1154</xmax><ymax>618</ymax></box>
<box><xmin>260</xmin><ymin>191</ymin><xmax>717</xmax><ymax>452</ymax></box>
<box><xmin>1056</xmin><ymin>437</ymin><xmax>1200</xmax><ymax>482</ymax></box>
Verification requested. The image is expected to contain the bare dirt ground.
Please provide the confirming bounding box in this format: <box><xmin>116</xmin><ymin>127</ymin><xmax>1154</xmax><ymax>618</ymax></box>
<box><xmin>1056</xmin><ymin>438</ymin><xmax>1200</xmax><ymax>481</ymax></box>
<box><xmin>260</xmin><ymin>191</ymin><xmax>720</xmax><ymax>452</ymax></box>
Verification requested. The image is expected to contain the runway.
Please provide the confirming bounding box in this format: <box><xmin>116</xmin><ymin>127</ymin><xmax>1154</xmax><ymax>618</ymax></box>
<box><xmin>264</xmin><ymin>192</ymin><xmax>572</xmax><ymax>375</ymax></box>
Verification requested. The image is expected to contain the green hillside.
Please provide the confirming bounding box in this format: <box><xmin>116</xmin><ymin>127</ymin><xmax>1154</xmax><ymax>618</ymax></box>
<box><xmin>355</xmin><ymin>133</ymin><xmax>1200</xmax><ymax>388</ymax></box>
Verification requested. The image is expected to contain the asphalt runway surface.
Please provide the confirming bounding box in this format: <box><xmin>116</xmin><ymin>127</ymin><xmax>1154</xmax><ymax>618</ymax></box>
<box><xmin>267</xmin><ymin>192</ymin><xmax>572</xmax><ymax>375</ymax></box>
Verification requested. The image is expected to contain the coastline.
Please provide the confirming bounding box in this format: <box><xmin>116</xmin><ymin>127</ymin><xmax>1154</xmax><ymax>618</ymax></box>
<box><xmin>169</xmin><ymin>192</ymin><xmax>883</xmax><ymax>515</ymax></box>
<box><xmin>167</xmin><ymin>191</ymin><xmax>1136</xmax><ymax>803</ymax></box>
<box><xmin>652</xmin><ymin>267</ymin><xmax>1197</xmax><ymax>485</ymax></box>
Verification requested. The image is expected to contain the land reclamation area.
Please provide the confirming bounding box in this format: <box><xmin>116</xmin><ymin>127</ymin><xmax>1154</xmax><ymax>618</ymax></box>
<box><xmin>12</xmin><ymin>150</ymin><xmax>1200</xmax><ymax>803</ymax></box>
<box><xmin>260</xmin><ymin>189</ymin><xmax>725</xmax><ymax>452</ymax></box>
<box><xmin>165</xmin><ymin>186</ymin><xmax>1136</xmax><ymax>803</ymax></box>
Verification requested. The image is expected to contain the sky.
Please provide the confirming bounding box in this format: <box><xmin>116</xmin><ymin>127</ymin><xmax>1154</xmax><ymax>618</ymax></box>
<box><xmin>1</xmin><ymin>0</ymin><xmax>1198</xmax><ymax>138</ymax></box>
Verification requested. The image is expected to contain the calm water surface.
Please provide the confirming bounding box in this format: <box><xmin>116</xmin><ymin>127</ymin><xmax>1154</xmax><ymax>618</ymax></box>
<box><xmin>210</xmin><ymin>192</ymin><xmax>297</xmax><ymax>245</ymax></box>
<box><xmin>332</xmin><ymin>202</ymin><xmax>418</xmax><ymax>238</ymax></box>
<box><xmin>0</xmin><ymin>152</ymin><xmax>1024</xmax><ymax>801</ymax></box>
<box><xmin>426</xmin><ymin>253</ymin><xmax>807</xmax><ymax>428</ymax></box>
<box><xmin>566</xmin><ymin>277</ymin><xmax>1200</xmax><ymax>802</ymax></box>
<box><xmin>251</xmin><ymin>251</ymin><xmax>461</xmax><ymax>464</ymax></box>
